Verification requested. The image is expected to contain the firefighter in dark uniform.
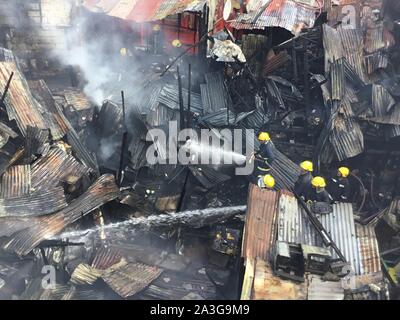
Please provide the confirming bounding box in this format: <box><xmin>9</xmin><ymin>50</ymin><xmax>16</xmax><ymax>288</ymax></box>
<box><xmin>248</xmin><ymin>132</ymin><xmax>276</xmax><ymax>186</ymax></box>
<box><xmin>294</xmin><ymin>160</ymin><xmax>314</xmax><ymax>201</ymax></box>
<box><xmin>310</xmin><ymin>176</ymin><xmax>334</xmax><ymax>204</ymax></box>
<box><xmin>328</xmin><ymin>166</ymin><xmax>351</xmax><ymax>202</ymax></box>
<box><xmin>254</xmin><ymin>132</ymin><xmax>276</xmax><ymax>175</ymax></box>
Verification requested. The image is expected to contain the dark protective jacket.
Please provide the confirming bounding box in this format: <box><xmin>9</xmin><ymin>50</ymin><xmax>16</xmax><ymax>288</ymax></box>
<box><xmin>310</xmin><ymin>188</ymin><xmax>334</xmax><ymax>204</ymax></box>
<box><xmin>327</xmin><ymin>177</ymin><xmax>351</xmax><ymax>202</ymax></box>
<box><xmin>256</xmin><ymin>141</ymin><xmax>276</xmax><ymax>164</ymax></box>
<box><xmin>294</xmin><ymin>172</ymin><xmax>313</xmax><ymax>200</ymax></box>
<box><xmin>252</xmin><ymin>141</ymin><xmax>276</xmax><ymax>177</ymax></box>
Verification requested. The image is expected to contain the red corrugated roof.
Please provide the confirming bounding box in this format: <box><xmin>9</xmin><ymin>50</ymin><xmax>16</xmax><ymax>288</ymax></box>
<box><xmin>83</xmin><ymin>0</ymin><xmax>205</xmax><ymax>22</ymax></box>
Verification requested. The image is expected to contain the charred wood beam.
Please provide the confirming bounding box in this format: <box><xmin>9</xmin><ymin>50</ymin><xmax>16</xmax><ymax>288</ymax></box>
<box><xmin>0</xmin><ymin>71</ymin><xmax>14</xmax><ymax>105</ymax></box>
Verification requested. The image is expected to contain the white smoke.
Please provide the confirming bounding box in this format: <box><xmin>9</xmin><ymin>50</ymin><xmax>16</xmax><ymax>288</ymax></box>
<box><xmin>50</xmin><ymin>5</ymin><xmax>149</xmax><ymax>106</ymax></box>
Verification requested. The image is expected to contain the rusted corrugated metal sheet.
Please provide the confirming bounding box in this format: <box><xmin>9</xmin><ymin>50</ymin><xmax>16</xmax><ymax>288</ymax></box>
<box><xmin>102</xmin><ymin>262</ymin><xmax>163</xmax><ymax>298</ymax></box>
<box><xmin>0</xmin><ymin>217</ymin><xmax>34</xmax><ymax>238</ymax></box>
<box><xmin>307</xmin><ymin>275</ymin><xmax>345</xmax><ymax>300</ymax></box>
<box><xmin>83</xmin><ymin>0</ymin><xmax>206</xmax><ymax>22</ymax></box>
<box><xmin>231</xmin><ymin>0</ymin><xmax>320</xmax><ymax>35</ymax></box>
<box><xmin>370</xmin><ymin>85</ymin><xmax>400</xmax><ymax>125</ymax></box>
<box><xmin>252</xmin><ymin>258</ymin><xmax>307</xmax><ymax>300</ymax></box>
<box><xmin>242</xmin><ymin>184</ymin><xmax>278</xmax><ymax>260</ymax></box>
<box><xmin>330</xmin><ymin>100</ymin><xmax>364</xmax><ymax>161</ymax></box>
<box><xmin>0</xmin><ymin>62</ymin><xmax>47</xmax><ymax>136</ymax></box>
<box><xmin>28</xmin><ymin>80</ymin><xmax>98</xmax><ymax>173</ymax></box>
<box><xmin>28</xmin><ymin>80</ymin><xmax>70</xmax><ymax>140</ymax></box>
<box><xmin>70</xmin><ymin>264</ymin><xmax>103</xmax><ymax>285</ymax></box>
<box><xmin>31</xmin><ymin>147</ymin><xmax>91</xmax><ymax>191</ymax></box>
<box><xmin>355</xmin><ymin>223</ymin><xmax>381</xmax><ymax>275</ymax></box>
<box><xmin>62</xmin><ymin>89</ymin><xmax>93</xmax><ymax>111</ymax></box>
<box><xmin>23</xmin><ymin>126</ymin><xmax>50</xmax><ymax>161</ymax></box>
<box><xmin>3</xmin><ymin>174</ymin><xmax>120</xmax><ymax>256</ymax></box>
<box><xmin>0</xmin><ymin>186</ymin><xmax>67</xmax><ymax>218</ymax></box>
<box><xmin>92</xmin><ymin>247</ymin><xmax>123</xmax><ymax>270</ymax></box>
<box><xmin>1</xmin><ymin>165</ymin><xmax>31</xmax><ymax>199</ymax></box>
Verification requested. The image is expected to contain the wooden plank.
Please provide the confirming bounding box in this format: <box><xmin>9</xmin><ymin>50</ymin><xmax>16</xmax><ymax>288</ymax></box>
<box><xmin>240</xmin><ymin>258</ymin><xmax>255</xmax><ymax>300</ymax></box>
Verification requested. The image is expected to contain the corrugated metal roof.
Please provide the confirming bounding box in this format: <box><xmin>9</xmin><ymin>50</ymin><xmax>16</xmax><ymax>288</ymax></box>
<box><xmin>0</xmin><ymin>62</ymin><xmax>47</xmax><ymax>136</ymax></box>
<box><xmin>3</xmin><ymin>174</ymin><xmax>120</xmax><ymax>256</ymax></box>
<box><xmin>0</xmin><ymin>186</ymin><xmax>67</xmax><ymax>217</ymax></box>
<box><xmin>62</xmin><ymin>89</ymin><xmax>93</xmax><ymax>111</ymax></box>
<box><xmin>31</xmin><ymin>147</ymin><xmax>91</xmax><ymax>191</ymax></box>
<box><xmin>276</xmin><ymin>192</ymin><xmax>381</xmax><ymax>276</ymax></box>
<box><xmin>365</xmin><ymin>52</ymin><xmax>388</xmax><ymax>75</ymax></box>
<box><xmin>92</xmin><ymin>246</ymin><xmax>123</xmax><ymax>270</ymax></box>
<box><xmin>27</xmin><ymin>80</ymin><xmax>98</xmax><ymax>172</ymax></box>
<box><xmin>330</xmin><ymin>101</ymin><xmax>364</xmax><ymax>161</ymax></box>
<box><xmin>242</xmin><ymin>184</ymin><xmax>278</xmax><ymax>260</ymax></box>
<box><xmin>23</xmin><ymin>126</ymin><xmax>50</xmax><ymax>161</ymax></box>
<box><xmin>356</xmin><ymin>223</ymin><xmax>381</xmax><ymax>275</ymax></box>
<box><xmin>70</xmin><ymin>263</ymin><xmax>103</xmax><ymax>285</ymax></box>
<box><xmin>307</xmin><ymin>275</ymin><xmax>345</xmax><ymax>300</ymax></box>
<box><xmin>201</xmin><ymin>72</ymin><xmax>231</xmax><ymax>115</ymax></box>
<box><xmin>325</xmin><ymin>25</ymin><xmax>369</xmax><ymax>84</ymax></box>
<box><xmin>83</xmin><ymin>0</ymin><xmax>206</xmax><ymax>22</ymax></box>
<box><xmin>231</xmin><ymin>0</ymin><xmax>320</xmax><ymax>35</ymax></box>
<box><xmin>158</xmin><ymin>84</ymin><xmax>203</xmax><ymax>115</ymax></box>
<box><xmin>277</xmin><ymin>191</ymin><xmax>321</xmax><ymax>245</ymax></box>
<box><xmin>330</xmin><ymin>58</ymin><xmax>346</xmax><ymax>101</ymax></box>
<box><xmin>198</xmin><ymin>109</ymin><xmax>254</xmax><ymax>127</ymax></box>
<box><xmin>102</xmin><ymin>262</ymin><xmax>163</xmax><ymax>298</ymax></box>
<box><xmin>370</xmin><ymin>85</ymin><xmax>400</xmax><ymax>125</ymax></box>
<box><xmin>363</xmin><ymin>21</ymin><xmax>392</xmax><ymax>54</ymax></box>
<box><xmin>28</xmin><ymin>80</ymin><xmax>70</xmax><ymax>140</ymax></box>
<box><xmin>1</xmin><ymin>165</ymin><xmax>31</xmax><ymax>199</ymax></box>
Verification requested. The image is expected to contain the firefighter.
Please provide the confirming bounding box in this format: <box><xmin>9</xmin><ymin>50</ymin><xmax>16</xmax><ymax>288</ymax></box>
<box><xmin>328</xmin><ymin>166</ymin><xmax>351</xmax><ymax>202</ymax></box>
<box><xmin>310</xmin><ymin>176</ymin><xmax>334</xmax><ymax>204</ymax></box>
<box><xmin>294</xmin><ymin>160</ymin><xmax>314</xmax><ymax>200</ymax></box>
<box><xmin>253</xmin><ymin>132</ymin><xmax>276</xmax><ymax>175</ymax></box>
<box><xmin>257</xmin><ymin>174</ymin><xmax>276</xmax><ymax>190</ymax></box>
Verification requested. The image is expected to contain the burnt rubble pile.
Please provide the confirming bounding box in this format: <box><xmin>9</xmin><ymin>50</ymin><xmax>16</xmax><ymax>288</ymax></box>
<box><xmin>0</xmin><ymin>0</ymin><xmax>399</xmax><ymax>300</ymax></box>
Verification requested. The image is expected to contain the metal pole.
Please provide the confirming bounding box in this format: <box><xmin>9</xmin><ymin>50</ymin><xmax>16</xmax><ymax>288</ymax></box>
<box><xmin>177</xmin><ymin>66</ymin><xmax>185</xmax><ymax>130</ymax></box>
<box><xmin>187</xmin><ymin>64</ymin><xmax>191</xmax><ymax>128</ymax></box>
<box><xmin>118</xmin><ymin>91</ymin><xmax>128</xmax><ymax>186</ymax></box>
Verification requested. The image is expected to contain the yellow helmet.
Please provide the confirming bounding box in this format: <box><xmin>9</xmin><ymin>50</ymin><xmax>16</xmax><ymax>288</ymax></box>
<box><xmin>263</xmin><ymin>174</ymin><xmax>275</xmax><ymax>189</ymax></box>
<box><xmin>300</xmin><ymin>160</ymin><xmax>314</xmax><ymax>172</ymax></box>
<box><xmin>120</xmin><ymin>47</ymin><xmax>127</xmax><ymax>56</ymax></box>
<box><xmin>152</xmin><ymin>25</ymin><xmax>161</xmax><ymax>32</ymax></box>
<box><xmin>312</xmin><ymin>176</ymin><xmax>327</xmax><ymax>188</ymax></box>
<box><xmin>338</xmin><ymin>167</ymin><xmax>350</xmax><ymax>178</ymax></box>
<box><xmin>258</xmin><ymin>132</ymin><xmax>271</xmax><ymax>142</ymax></box>
<box><xmin>172</xmin><ymin>39</ymin><xmax>182</xmax><ymax>48</ymax></box>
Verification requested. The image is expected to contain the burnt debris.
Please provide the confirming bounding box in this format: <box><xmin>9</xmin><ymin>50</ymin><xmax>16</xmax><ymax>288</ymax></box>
<box><xmin>0</xmin><ymin>0</ymin><xmax>398</xmax><ymax>301</ymax></box>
